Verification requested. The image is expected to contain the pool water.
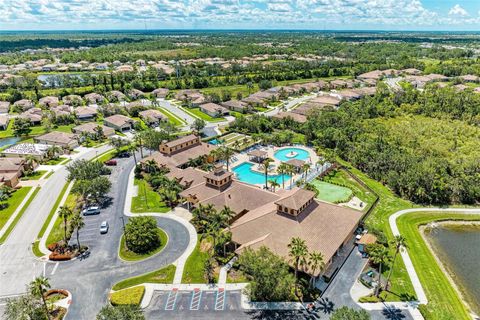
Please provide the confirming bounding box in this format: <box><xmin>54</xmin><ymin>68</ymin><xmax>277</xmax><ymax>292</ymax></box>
<box><xmin>208</xmin><ymin>139</ymin><xmax>222</xmax><ymax>145</ymax></box>
<box><xmin>274</xmin><ymin>147</ymin><xmax>310</xmax><ymax>162</ymax></box>
<box><xmin>232</xmin><ymin>162</ymin><xmax>291</xmax><ymax>186</ymax></box>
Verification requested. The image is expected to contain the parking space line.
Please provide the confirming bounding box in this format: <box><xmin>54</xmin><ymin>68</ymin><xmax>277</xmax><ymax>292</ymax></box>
<box><xmin>215</xmin><ymin>288</ymin><xmax>226</xmax><ymax>311</ymax></box>
<box><xmin>165</xmin><ymin>288</ymin><xmax>178</xmax><ymax>311</ymax></box>
<box><xmin>190</xmin><ymin>288</ymin><xmax>202</xmax><ymax>310</ymax></box>
<box><xmin>50</xmin><ymin>262</ymin><xmax>59</xmax><ymax>275</ymax></box>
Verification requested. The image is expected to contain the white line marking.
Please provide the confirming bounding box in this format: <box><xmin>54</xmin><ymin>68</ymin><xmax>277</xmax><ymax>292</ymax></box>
<box><xmin>50</xmin><ymin>262</ymin><xmax>59</xmax><ymax>275</ymax></box>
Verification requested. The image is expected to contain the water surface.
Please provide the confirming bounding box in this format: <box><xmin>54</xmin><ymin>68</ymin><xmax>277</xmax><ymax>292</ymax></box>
<box><xmin>426</xmin><ymin>224</ymin><xmax>480</xmax><ymax>314</ymax></box>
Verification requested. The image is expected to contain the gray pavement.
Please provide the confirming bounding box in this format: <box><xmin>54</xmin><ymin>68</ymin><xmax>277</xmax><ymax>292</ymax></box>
<box><xmin>158</xmin><ymin>99</ymin><xmax>195</xmax><ymax>126</ymax></box>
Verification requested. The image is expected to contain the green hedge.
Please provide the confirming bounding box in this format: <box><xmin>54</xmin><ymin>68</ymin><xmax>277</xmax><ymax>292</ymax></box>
<box><xmin>110</xmin><ymin>286</ymin><xmax>145</xmax><ymax>306</ymax></box>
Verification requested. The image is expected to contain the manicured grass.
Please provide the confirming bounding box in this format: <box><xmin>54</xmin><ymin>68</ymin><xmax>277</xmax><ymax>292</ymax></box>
<box><xmin>0</xmin><ymin>187</ymin><xmax>40</xmax><ymax>244</ymax></box>
<box><xmin>397</xmin><ymin>212</ymin><xmax>480</xmax><ymax>320</ymax></box>
<box><xmin>21</xmin><ymin>170</ymin><xmax>47</xmax><ymax>181</ymax></box>
<box><xmin>158</xmin><ymin>107</ymin><xmax>185</xmax><ymax>126</ymax></box>
<box><xmin>93</xmin><ymin>149</ymin><xmax>116</xmax><ymax>163</ymax></box>
<box><xmin>46</xmin><ymin>191</ymin><xmax>78</xmax><ymax>246</ymax></box>
<box><xmin>44</xmin><ymin>157</ymin><xmax>67</xmax><ymax>165</ymax></box>
<box><xmin>110</xmin><ymin>286</ymin><xmax>145</xmax><ymax>306</ymax></box>
<box><xmin>337</xmin><ymin>159</ymin><xmax>417</xmax><ymax>301</ymax></box>
<box><xmin>0</xmin><ymin>187</ymin><xmax>32</xmax><ymax>231</ymax></box>
<box><xmin>44</xmin><ymin>171</ymin><xmax>55</xmax><ymax>179</ymax></box>
<box><xmin>32</xmin><ymin>241</ymin><xmax>43</xmax><ymax>257</ymax></box>
<box><xmin>112</xmin><ymin>265</ymin><xmax>176</xmax><ymax>291</ymax></box>
<box><xmin>181</xmin><ymin>107</ymin><xmax>225</xmax><ymax>122</ymax></box>
<box><xmin>33</xmin><ymin>182</ymin><xmax>70</xmax><ymax>256</ymax></box>
<box><xmin>119</xmin><ymin>227</ymin><xmax>168</xmax><ymax>261</ymax></box>
<box><xmin>322</xmin><ymin>169</ymin><xmax>377</xmax><ymax>209</ymax></box>
<box><xmin>310</xmin><ymin>180</ymin><xmax>353</xmax><ymax>203</ymax></box>
<box><xmin>131</xmin><ymin>179</ymin><xmax>169</xmax><ymax>213</ymax></box>
<box><xmin>182</xmin><ymin>236</ymin><xmax>211</xmax><ymax>283</ymax></box>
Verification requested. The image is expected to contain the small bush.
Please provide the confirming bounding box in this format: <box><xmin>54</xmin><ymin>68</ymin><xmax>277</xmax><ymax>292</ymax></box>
<box><xmin>110</xmin><ymin>286</ymin><xmax>145</xmax><ymax>306</ymax></box>
<box><xmin>49</xmin><ymin>252</ymin><xmax>72</xmax><ymax>261</ymax></box>
<box><xmin>358</xmin><ymin>294</ymin><xmax>381</xmax><ymax>303</ymax></box>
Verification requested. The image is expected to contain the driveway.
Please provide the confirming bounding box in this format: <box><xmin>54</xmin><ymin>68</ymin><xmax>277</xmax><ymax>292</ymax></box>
<box><xmin>157</xmin><ymin>100</ymin><xmax>195</xmax><ymax>125</ymax></box>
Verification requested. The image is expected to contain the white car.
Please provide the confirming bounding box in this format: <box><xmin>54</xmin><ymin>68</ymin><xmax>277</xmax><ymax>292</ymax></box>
<box><xmin>82</xmin><ymin>206</ymin><xmax>100</xmax><ymax>216</ymax></box>
<box><xmin>99</xmin><ymin>221</ymin><xmax>109</xmax><ymax>234</ymax></box>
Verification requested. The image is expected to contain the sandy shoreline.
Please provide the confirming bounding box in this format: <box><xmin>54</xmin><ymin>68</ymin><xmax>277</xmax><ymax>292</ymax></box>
<box><xmin>421</xmin><ymin>221</ymin><xmax>480</xmax><ymax>318</ymax></box>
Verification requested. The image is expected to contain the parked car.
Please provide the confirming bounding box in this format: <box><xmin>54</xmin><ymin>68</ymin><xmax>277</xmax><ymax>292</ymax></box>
<box><xmin>104</xmin><ymin>159</ymin><xmax>117</xmax><ymax>166</ymax></box>
<box><xmin>117</xmin><ymin>152</ymin><xmax>131</xmax><ymax>158</ymax></box>
<box><xmin>82</xmin><ymin>206</ymin><xmax>100</xmax><ymax>216</ymax></box>
<box><xmin>99</xmin><ymin>221</ymin><xmax>109</xmax><ymax>234</ymax></box>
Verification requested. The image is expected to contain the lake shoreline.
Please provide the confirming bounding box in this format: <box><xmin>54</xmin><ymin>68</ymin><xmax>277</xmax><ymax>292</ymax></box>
<box><xmin>421</xmin><ymin>221</ymin><xmax>480</xmax><ymax>317</ymax></box>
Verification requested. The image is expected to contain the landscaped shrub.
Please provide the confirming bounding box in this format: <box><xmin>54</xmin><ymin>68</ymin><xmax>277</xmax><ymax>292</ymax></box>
<box><xmin>110</xmin><ymin>286</ymin><xmax>145</xmax><ymax>306</ymax></box>
<box><xmin>125</xmin><ymin>216</ymin><xmax>160</xmax><ymax>254</ymax></box>
<box><xmin>358</xmin><ymin>294</ymin><xmax>381</xmax><ymax>303</ymax></box>
<box><xmin>49</xmin><ymin>252</ymin><xmax>73</xmax><ymax>261</ymax></box>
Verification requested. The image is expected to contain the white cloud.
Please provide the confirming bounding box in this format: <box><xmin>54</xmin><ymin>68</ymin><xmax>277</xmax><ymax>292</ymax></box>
<box><xmin>448</xmin><ymin>4</ymin><xmax>468</xmax><ymax>17</ymax></box>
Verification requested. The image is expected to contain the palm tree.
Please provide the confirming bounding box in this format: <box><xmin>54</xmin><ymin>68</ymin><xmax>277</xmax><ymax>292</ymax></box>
<box><xmin>219</xmin><ymin>206</ymin><xmax>236</xmax><ymax>226</ymax></box>
<box><xmin>24</xmin><ymin>155</ymin><xmax>37</xmax><ymax>171</ymax></box>
<box><xmin>70</xmin><ymin>214</ymin><xmax>85</xmax><ymax>250</ymax></box>
<box><xmin>277</xmin><ymin>163</ymin><xmax>288</xmax><ymax>189</ymax></box>
<box><xmin>261</xmin><ymin>158</ymin><xmax>273</xmax><ymax>190</ymax></box>
<box><xmin>246</xmin><ymin>81</ymin><xmax>254</xmax><ymax>94</ymax></box>
<box><xmin>302</xmin><ymin>163</ymin><xmax>311</xmax><ymax>179</ymax></box>
<box><xmin>127</xmin><ymin>143</ymin><xmax>138</xmax><ymax>164</ymax></box>
<box><xmin>287</xmin><ymin>164</ymin><xmax>295</xmax><ymax>188</ymax></box>
<box><xmin>46</xmin><ymin>145</ymin><xmax>62</xmax><ymax>160</ymax></box>
<box><xmin>58</xmin><ymin>206</ymin><xmax>73</xmax><ymax>245</ymax></box>
<box><xmin>159</xmin><ymin>188</ymin><xmax>178</xmax><ymax>208</ymax></box>
<box><xmin>385</xmin><ymin>235</ymin><xmax>408</xmax><ymax>291</ymax></box>
<box><xmin>217</xmin><ymin>146</ymin><xmax>235</xmax><ymax>171</ymax></box>
<box><xmin>370</xmin><ymin>246</ymin><xmax>391</xmax><ymax>297</ymax></box>
<box><xmin>308</xmin><ymin>251</ymin><xmax>325</xmax><ymax>288</ymax></box>
<box><xmin>29</xmin><ymin>276</ymin><xmax>51</xmax><ymax>320</ymax></box>
<box><xmin>144</xmin><ymin>159</ymin><xmax>159</xmax><ymax>174</ymax></box>
<box><xmin>288</xmin><ymin>237</ymin><xmax>309</xmax><ymax>296</ymax></box>
<box><xmin>133</xmin><ymin>133</ymin><xmax>144</xmax><ymax>158</ymax></box>
<box><xmin>269</xmin><ymin>179</ymin><xmax>280</xmax><ymax>192</ymax></box>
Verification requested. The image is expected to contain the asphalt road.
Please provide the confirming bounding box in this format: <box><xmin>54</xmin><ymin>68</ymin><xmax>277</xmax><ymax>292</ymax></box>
<box><xmin>46</xmin><ymin>155</ymin><xmax>190</xmax><ymax>319</ymax></box>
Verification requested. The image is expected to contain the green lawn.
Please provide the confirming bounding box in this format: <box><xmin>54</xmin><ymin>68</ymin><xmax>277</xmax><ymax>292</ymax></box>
<box><xmin>0</xmin><ymin>187</ymin><xmax>32</xmax><ymax>231</ymax></box>
<box><xmin>182</xmin><ymin>107</ymin><xmax>225</xmax><ymax>122</ymax></box>
<box><xmin>322</xmin><ymin>169</ymin><xmax>377</xmax><ymax>209</ymax></box>
<box><xmin>110</xmin><ymin>286</ymin><xmax>145</xmax><ymax>306</ymax></box>
<box><xmin>112</xmin><ymin>265</ymin><xmax>176</xmax><ymax>290</ymax></box>
<box><xmin>337</xmin><ymin>159</ymin><xmax>417</xmax><ymax>301</ymax></box>
<box><xmin>310</xmin><ymin>180</ymin><xmax>353</xmax><ymax>203</ymax></box>
<box><xmin>46</xmin><ymin>191</ymin><xmax>78</xmax><ymax>246</ymax></box>
<box><xmin>21</xmin><ymin>170</ymin><xmax>47</xmax><ymax>181</ymax></box>
<box><xmin>182</xmin><ymin>235</ymin><xmax>210</xmax><ymax>283</ymax></box>
<box><xmin>44</xmin><ymin>157</ymin><xmax>68</xmax><ymax>165</ymax></box>
<box><xmin>131</xmin><ymin>179</ymin><xmax>169</xmax><ymax>213</ymax></box>
<box><xmin>0</xmin><ymin>123</ymin><xmax>74</xmax><ymax>139</ymax></box>
<box><xmin>158</xmin><ymin>107</ymin><xmax>185</xmax><ymax>126</ymax></box>
<box><xmin>397</xmin><ymin>212</ymin><xmax>480</xmax><ymax>320</ymax></box>
<box><xmin>94</xmin><ymin>149</ymin><xmax>116</xmax><ymax>163</ymax></box>
<box><xmin>0</xmin><ymin>187</ymin><xmax>39</xmax><ymax>244</ymax></box>
<box><xmin>119</xmin><ymin>228</ymin><xmax>168</xmax><ymax>261</ymax></box>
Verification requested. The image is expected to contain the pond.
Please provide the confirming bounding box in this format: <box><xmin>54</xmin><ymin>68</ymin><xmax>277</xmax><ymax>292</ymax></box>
<box><xmin>0</xmin><ymin>136</ymin><xmax>21</xmax><ymax>149</ymax></box>
<box><xmin>426</xmin><ymin>224</ymin><xmax>480</xmax><ymax>314</ymax></box>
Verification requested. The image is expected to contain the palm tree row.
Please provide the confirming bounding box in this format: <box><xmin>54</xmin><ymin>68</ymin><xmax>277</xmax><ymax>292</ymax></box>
<box><xmin>287</xmin><ymin>237</ymin><xmax>325</xmax><ymax>297</ymax></box>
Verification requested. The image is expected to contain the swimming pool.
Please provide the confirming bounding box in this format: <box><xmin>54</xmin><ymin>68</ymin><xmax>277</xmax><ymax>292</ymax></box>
<box><xmin>232</xmin><ymin>162</ymin><xmax>291</xmax><ymax>186</ymax></box>
<box><xmin>208</xmin><ymin>139</ymin><xmax>222</xmax><ymax>145</ymax></box>
<box><xmin>274</xmin><ymin>147</ymin><xmax>310</xmax><ymax>162</ymax></box>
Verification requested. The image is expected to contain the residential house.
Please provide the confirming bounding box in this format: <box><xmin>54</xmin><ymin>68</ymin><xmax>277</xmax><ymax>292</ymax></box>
<box><xmin>152</xmin><ymin>88</ymin><xmax>169</xmax><ymax>99</ymax></box>
<box><xmin>128</xmin><ymin>89</ymin><xmax>145</xmax><ymax>100</ymax></box>
<box><xmin>72</xmin><ymin>122</ymin><xmax>115</xmax><ymax>139</ymax></box>
<box><xmin>75</xmin><ymin>106</ymin><xmax>98</xmax><ymax>120</ymax></box>
<box><xmin>62</xmin><ymin>95</ymin><xmax>83</xmax><ymax>106</ymax></box>
<box><xmin>20</xmin><ymin>108</ymin><xmax>43</xmax><ymax>125</ymax></box>
<box><xmin>51</xmin><ymin>105</ymin><xmax>72</xmax><ymax>118</ymax></box>
<box><xmin>84</xmin><ymin>93</ymin><xmax>105</xmax><ymax>105</ymax></box>
<box><xmin>34</xmin><ymin>131</ymin><xmax>79</xmax><ymax>149</ymax></box>
<box><xmin>199</xmin><ymin>103</ymin><xmax>229</xmax><ymax>117</ymax></box>
<box><xmin>107</xmin><ymin>90</ymin><xmax>127</xmax><ymax>102</ymax></box>
<box><xmin>221</xmin><ymin>100</ymin><xmax>250</xmax><ymax>113</ymax></box>
<box><xmin>13</xmin><ymin>99</ymin><xmax>34</xmax><ymax>112</ymax></box>
<box><xmin>0</xmin><ymin>115</ymin><xmax>10</xmax><ymax>130</ymax></box>
<box><xmin>0</xmin><ymin>157</ymin><xmax>26</xmax><ymax>187</ymax></box>
<box><xmin>139</xmin><ymin>109</ymin><xmax>167</xmax><ymax>127</ymax></box>
<box><xmin>273</xmin><ymin>111</ymin><xmax>307</xmax><ymax>124</ymax></box>
<box><xmin>2</xmin><ymin>143</ymin><xmax>49</xmax><ymax>161</ymax></box>
<box><xmin>459</xmin><ymin>74</ymin><xmax>479</xmax><ymax>83</ymax></box>
<box><xmin>175</xmin><ymin>90</ymin><xmax>206</xmax><ymax>106</ymax></box>
<box><xmin>103</xmin><ymin>114</ymin><xmax>135</xmax><ymax>132</ymax></box>
<box><xmin>0</xmin><ymin>101</ymin><xmax>10</xmax><ymax>114</ymax></box>
<box><xmin>38</xmin><ymin>96</ymin><xmax>59</xmax><ymax>108</ymax></box>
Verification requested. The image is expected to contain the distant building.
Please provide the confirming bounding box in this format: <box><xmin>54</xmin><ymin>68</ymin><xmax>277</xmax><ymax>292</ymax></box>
<box><xmin>0</xmin><ymin>157</ymin><xmax>26</xmax><ymax>187</ymax></box>
<box><xmin>38</xmin><ymin>96</ymin><xmax>59</xmax><ymax>108</ymax></box>
<box><xmin>75</xmin><ymin>106</ymin><xmax>98</xmax><ymax>120</ymax></box>
<box><xmin>34</xmin><ymin>131</ymin><xmax>79</xmax><ymax>149</ymax></box>
<box><xmin>139</xmin><ymin>109</ymin><xmax>167</xmax><ymax>127</ymax></box>
<box><xmin>103</xmin><ymin>114</ymin><xmax>135</xmax><ymax>132</ymax></box>
<box><xmin>0</xmin><ymin>101</ymin><xmax>10</xmax><ymax>114</ymax></box>
<box><xmin>0</xmin><ymin>115</ymin><xmax>10</xmax><ymax>130</ymax></box>
<box><xmin>152</xmin><ymin>88</ymin><xmax>169</xmax><ymax>99</ymax></box>
<box><xmin>199</xmin><ymin>103</ymin><xmax>229</xmax><ymax>117</ymax></box>
<box><xmin>72</xmin><ymin>122</ymin><xmax>115</xmax><ymax>138</ymax></box>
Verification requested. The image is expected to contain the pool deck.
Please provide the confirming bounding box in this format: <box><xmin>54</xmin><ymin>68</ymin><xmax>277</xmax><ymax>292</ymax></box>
<box><xmin>229</xmin><ymin>145</ymin><xmax>320</xmax><ymax>189</ymax></box>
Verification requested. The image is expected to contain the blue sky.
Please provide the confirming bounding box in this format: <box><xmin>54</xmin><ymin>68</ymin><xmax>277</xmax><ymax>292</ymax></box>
<box><xmin>1</xmin><ymin>0</ymin><xmax>480</xmax><ymax>31</ymax></box>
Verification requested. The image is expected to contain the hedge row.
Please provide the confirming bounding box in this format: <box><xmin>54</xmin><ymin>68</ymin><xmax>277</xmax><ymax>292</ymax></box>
<box><xmin>110</xmin><ymin>286</ymin><xmax>145</xmax><ymax>306</ymax></box>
